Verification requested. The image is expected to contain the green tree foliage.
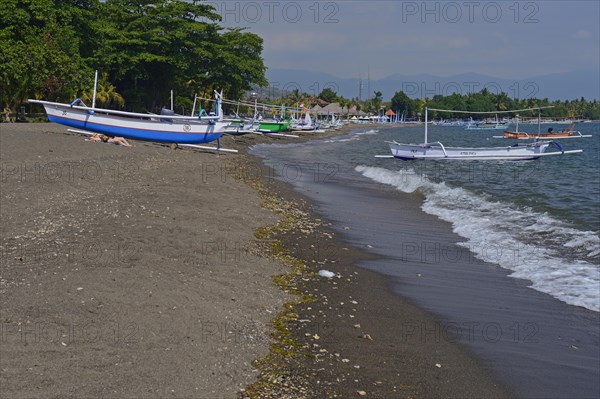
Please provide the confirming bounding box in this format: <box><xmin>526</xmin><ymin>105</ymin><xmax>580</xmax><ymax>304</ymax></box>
<box><xmin>371</xmin><ymin>91</ymin><xmax>383</xmax><ymax>112</ymax></box>
<box><xmin>1</xmin><ymin>0</ymin><xmax>268</xmax><ymax>112</ymax></box>
<box><xmin>387</xmin><ymin>89</ymin><xmax>599</xmax><ymax>121</ymax></box>
<box><xmin>95</xmin><ymin>0</ymin><xmax>223</xmax><ymax>110</ymax></box>
<box><xmin>0</xmin><ymin>0</ymin><xmax>93</xmax><ymax>109</ymax></box>
<box><xmin>318</xmin><ymin>87</ymin><xmax>339</xmax><ymax>103</ymax></box>
<box><xmin>391</xmin><ymin>91</ymin><xmax>415</xmax><ymax>117</ymax></box>
<box><xmin>208</xmin><ymin>27</ymin><xmax>268</xmax><ymax>100</ymax></box>
<box><xmin>80</xmin><ymin>72</ymin><xmax>125</xmax><ymax>109</ymax></box>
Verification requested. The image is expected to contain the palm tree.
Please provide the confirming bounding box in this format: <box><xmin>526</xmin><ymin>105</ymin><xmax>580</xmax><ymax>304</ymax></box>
<box><xmin>81</xmin><ymin>72</ymin><xmax>125</xmax><ymax>109</ymax></box>
<box><xmin>338</xmin><ymin>98</ymin><xmax>349</xmax><ymax>119</ymax></box>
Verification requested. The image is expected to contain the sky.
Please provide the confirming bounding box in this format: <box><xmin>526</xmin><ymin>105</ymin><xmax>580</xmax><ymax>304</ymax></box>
<box><xmin>207</xmin><ymin>0</ymin><xmax>600</xmax><ymax>81</ymax></box>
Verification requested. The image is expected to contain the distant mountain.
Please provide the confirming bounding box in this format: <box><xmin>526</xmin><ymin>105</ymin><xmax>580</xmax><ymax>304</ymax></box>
<box><xmin>264</xmin><ymin>68</ymin><xmax>599</xmax><ymax>101</ymax></box>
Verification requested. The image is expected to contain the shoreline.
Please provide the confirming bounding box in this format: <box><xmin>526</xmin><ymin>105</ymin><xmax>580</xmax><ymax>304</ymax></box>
<box><xmin>232</xmin><ymin>133</ymin><xmax>515</xmax><ymax>398</ymax></box>
<box><xmin>0</xmin><ymin>122</ymin><xmax>513</xmax><ymax>398</ymax></box>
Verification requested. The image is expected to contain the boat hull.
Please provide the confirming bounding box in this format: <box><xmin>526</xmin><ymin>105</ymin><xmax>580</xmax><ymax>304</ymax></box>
<box><xmin>258</xmin><ymin>121</ymin><xmax>289</xmax><ymax>132</ymax></box>
<box><xmin>35</xmin><ymin>101</ymin><xmax>227</xmax><ymax>144</ymax></box>
<box><xmin>503</xmin><ymin>130</ymin><xmax>574</xmax><ymax>139</ymax></box>
<box><xmin>389</xmin><ymin>142</ymin><xmax>550</xmax><ymax>161</ymax></box>
<box><xmin>466</xmin><ymin>123</ymin><xmax>509</xmax><ymax>130</ymax></box>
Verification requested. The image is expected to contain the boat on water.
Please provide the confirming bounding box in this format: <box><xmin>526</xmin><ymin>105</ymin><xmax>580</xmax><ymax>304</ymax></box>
<box><xmin>495</xmin><ymin>119</ymin><xmax>592</xmax><ymax>140</ymax></box>
<box><xmin>386</xmin><ymin>140</ymin><xmax>570</xmax><ymax>160</ymax></box>
<box><xmin>465</xmin><ymin>116</ymin><xmax>510</xmax><ymax>130</ymax></box>
<box><xmin>502</xmin><ymin>126</ymin><xmax>581</xmax><ymax>139</ymax></box>
<box><xmin>379</xmin><ymin>106</ymin><xmax>583</xmax><ymax>161</ymax></box>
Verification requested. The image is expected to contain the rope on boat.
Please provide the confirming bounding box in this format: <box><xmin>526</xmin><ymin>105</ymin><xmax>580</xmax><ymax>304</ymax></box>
<box><xmin>427</xmin><ymin>106</ymin><xmax>554</xmax><ymax>114</ymax></box>
<box><xmin>197</xmin><ymin>97</ymin><xmax>307</xmax><ymax>113</ymax></box>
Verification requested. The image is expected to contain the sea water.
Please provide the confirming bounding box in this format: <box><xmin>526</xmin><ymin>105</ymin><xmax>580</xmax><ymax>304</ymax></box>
<box><xmin>251</xmin><ymin>123</ymin><xmax>600</xmax><ymax>398</ymax></box>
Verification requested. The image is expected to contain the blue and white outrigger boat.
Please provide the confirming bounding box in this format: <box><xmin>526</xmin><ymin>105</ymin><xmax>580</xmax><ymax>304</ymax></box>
<box><xmin>29</xmin><ymin>72</ymin><xmax>237</xmax><ymax>152</ymax></box>
<box><xmin>379</xmin><ymin>107</ymin><xmax>583</xmax><ymax>161</ymax></box>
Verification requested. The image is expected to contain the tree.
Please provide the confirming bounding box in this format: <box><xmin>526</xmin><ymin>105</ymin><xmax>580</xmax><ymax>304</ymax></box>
<box><xmin>391</xmin><ymin>91</ymin><xmax>415</xmax><ymax>118</ymax></box>
<box><xmin>208</xmin><ymin>27</ymin><xmax>268</xmax><ymax>100</ymax></box>
<box><xmin>318</xmin><ymin>87</ymin><xmax>339</xmax><ymax>103</ymax></box>
<box><xmin>0</xmin><ymin>0</ymin><xmax>93</xmax><ymax>110</ymax></box>
<box><xmin>370</xmin><ymin>91</ymin><xmax>383</xmax><ymax>113</ymax></box>
<box><xmin>338</xmin><ymin>98</ymin><xmax>350</xmax><ymax>117</ymax></box>
<box><xmin>95</xmin><ymin>0</ymin><xmax>224</xmax><ymax>110</ymax></box>
<box><xmin>81</xmin><ymin>72</ymin><xmax>124</xmax><ymax>109</ymax></box>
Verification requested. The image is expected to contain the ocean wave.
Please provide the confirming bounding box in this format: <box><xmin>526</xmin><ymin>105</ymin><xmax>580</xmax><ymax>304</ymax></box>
<box><xmin>355</xmin><ymin>165</ymin><xmax>600</xmax><ymax>312</ymax></box>
<box><xmin>324</xmin><ymin>129</ymin><xmax>380</xmax><ymax>143</ymax></box>
<box><xmin>354</xmin><ymin>129</ymin><xmax>380</xmax><ymax>136</ymax></box>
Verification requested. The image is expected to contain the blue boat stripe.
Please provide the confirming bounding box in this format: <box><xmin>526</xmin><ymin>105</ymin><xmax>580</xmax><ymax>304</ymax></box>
<box><xmin>48</xmin><ymin>115</ymin><xmax>222</xmax><ymax>144</ymax></box>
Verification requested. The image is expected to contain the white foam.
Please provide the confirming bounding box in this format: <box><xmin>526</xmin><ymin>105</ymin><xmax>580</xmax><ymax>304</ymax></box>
<box><xmin>354</xmin><ymin>129</ymin><xmax>380</xmax><ymax>136</ymax></box>
<box><xmin>355</xmin><ymin>165</ymin><xmax>600</xmax><ymax>312</ymax></box>
<box><xmin>324</xmin><ymin>129</ymin><xmax>380</xmax><ymax>143</ymax></box>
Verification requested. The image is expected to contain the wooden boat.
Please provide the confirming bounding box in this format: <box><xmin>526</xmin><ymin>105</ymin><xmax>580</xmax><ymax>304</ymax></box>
<box><xmin>223</xmin><ymin>119</ymin><xmax>260</xmax><ymax>135</ymax></box>
<box><xmin>29</xmin><ymin>71</ymin><xmax>236</xmax><ymax>151</ymax></box>
<box><xmin>466</xmin><ymin>121</ymin><xmax>510</xmax><ymax>130</ymax></box>
<box><xmin>290</xmin><ymin>111</ymin><xmax>320</xmax><ymax>132</ymax></box>
<box><xmin>465</xmin><ymin>116</ymin><xmax>509</xmax><ymax>130</ymax></box>
<box><xmin>386</xmin><ymin>140</ymin><xmax>577</xmax><ymax>160</ymax></box>
<box><xmin>257</xmin><ymin>120</ymin><xmax>290</xmax><ymax>133</ymax></box>
<box><xmin>29</xmin><ymin>96</ymin><xmax>230</xmax><ymax>144</ymax></box>
<box><xmin>494</xmin><ymin>118</ymin><xmax>592</xmax><ymax>139</ymax></box>
<box><xmin>499</xmin><ymin>124</ymin><xmax>591</xmax><ymax>139</ymax></box>
<box><xmin>378</xmin><ymin>107</ymin><xmax>583</xmax><ymax>161</ymax></box>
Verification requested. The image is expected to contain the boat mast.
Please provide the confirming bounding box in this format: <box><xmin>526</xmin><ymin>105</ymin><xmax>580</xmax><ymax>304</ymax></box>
<box><xmin>191</xmin><ymin>94</ymin><xmax>197</xmax><ymax>116</ymax></box>
<box><xmin>91</xmin><ymin>70</ymin><xmax>98</xmax><ymax>109</ymax></box>
<box><xmin>424</xmin><ymin>107</ymin><xmax>428</xmax><ymax>144</ymax></box>
<box><xmin>537</xmin><ymin>108</ymin><xmax>541</xmax><ymax>135</ymax></box>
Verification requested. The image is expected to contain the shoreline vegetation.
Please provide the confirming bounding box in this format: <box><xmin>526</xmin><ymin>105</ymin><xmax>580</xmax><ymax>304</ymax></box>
<box><xmin>1</xmin><ymin>122</ymin><xmax>512</xmax><ymax>398</ymax></box>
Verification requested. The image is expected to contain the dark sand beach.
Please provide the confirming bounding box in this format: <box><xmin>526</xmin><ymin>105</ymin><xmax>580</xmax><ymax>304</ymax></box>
<box><xmin>1</xmin><ymin>123</ymin><xmax>513</xmax><ymax>398</ymax></box>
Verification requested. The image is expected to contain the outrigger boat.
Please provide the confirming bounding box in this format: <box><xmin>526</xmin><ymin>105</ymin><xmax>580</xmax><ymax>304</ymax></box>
<box><xmin>378</xmin><ymin>107</ymin><xmax>583</xmax><ymax>161</ymax></box>
<box><xmin>213</xmin><ymin>97</ymin><xmax>298</xmax><ymax>137</ymax></box>
<box><xmin>494</xmin><ymin>116</ymin><xmax>592</xmax><ymax>140</ymax></box>
<box><xmin>465</xmin><ymin>116</ymin><xmax>509</xmax><ymax>130</ymax></box>
<box><xmin>257</xmin><ymin>120</ymin><xmax>290</xmax><ymax>133</ymax></box>
<box><xmin>290</xmin><ymin>110</ymin><xmax>320</xmax><ymax>132</ymax></box>
<box><xmin>29</xmin><ymin>72</ymin><xmax>237</xmax><ymax>152</ymax></box>
<box><xmin>385</xmin><ymin>140</ymin><xmax>574</xmax><ymax>160</ymax></box>
<box><xmin>499</xmin><ymin>126</ymin><xmax>591</xmax><ymax>140</ymax></box>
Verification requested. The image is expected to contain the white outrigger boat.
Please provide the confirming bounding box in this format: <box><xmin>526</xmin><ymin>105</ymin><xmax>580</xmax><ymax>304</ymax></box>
<box><xmin>379</xmin><ymin>107</ymin><xmax>583</xmax><ymax>161</ymax></box>
<box><xmin>29</xmin><ymin>72</ymin><xmax>238</xmax><ymax>153</ymax></box>
<box><xmin>465</xmin><ymin>116</ymin><xmax>509</xmax><ymax>130</ymax></box>
<box><xmin>290</xmin><ymin>110</ymin><xmax>322</xmax><ymax>132</ymax></box>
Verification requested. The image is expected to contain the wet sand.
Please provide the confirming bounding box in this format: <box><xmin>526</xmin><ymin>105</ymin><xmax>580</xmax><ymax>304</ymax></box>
<box><xmin>1</xmin><ymin>122</ymin><xmax>513</xmax><ymax>398</ymax></box>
